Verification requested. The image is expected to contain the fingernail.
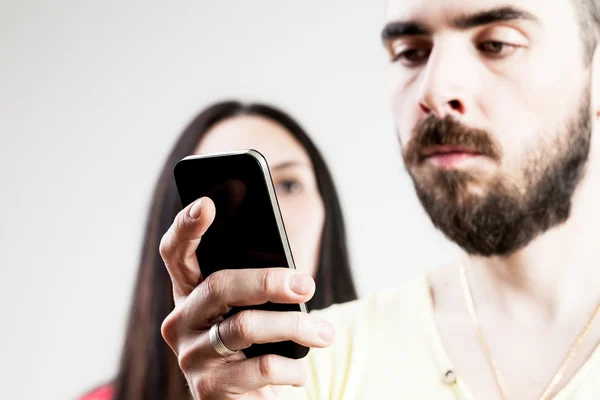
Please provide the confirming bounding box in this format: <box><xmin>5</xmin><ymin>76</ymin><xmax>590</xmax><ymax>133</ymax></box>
<box><xmin>318</xmin><ymin>323</ymin><xmax>334</xmax><ymax>343</ymax></box>
<box><xmin>289</xmin><ymin>275</ymin><xmax>313</xmax><ymax>295</ymax></box>
<box><xmin>189</xmin><ymin>198</ymin><xmax>203</xmax><ymax>220</ymax></box>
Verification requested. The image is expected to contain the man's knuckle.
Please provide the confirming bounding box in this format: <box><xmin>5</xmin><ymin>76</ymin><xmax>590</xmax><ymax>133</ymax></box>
<box><xmin>201</xmin><ymin>273</ymin><xmax>221</xmax><ymax>302</ymax></box>
<box><xmin>231</xmin><ymin>310</ymin><xmax>254</xmax><ymax>340</ymax></box>
<box><xmin>261</xmin><ymin>268</ymin><xmax>280</xmax><ymax>294</ymax></box>
<box><xmin>178</xmin><ymin>346</ymin><xmax>195</xmax><ymax>372</ymax></box>
<box><xmin>158</xmin><ymin>233</ymin><xmax>173</xmax><ymax>260</ymax></box>
<box><xmin>160</xmin><ymin>309</ymin><xmax>181</xmax><ymax>349</ymax></box>
<box><xmin>193</xmin><ymin>374</ymin><xmax>216</xmax><ymax>399</ymax></box>
<box><xmin>258</xmin><ymin>355</ymin><xmax>277</xmax><ymax>380</ymax></box>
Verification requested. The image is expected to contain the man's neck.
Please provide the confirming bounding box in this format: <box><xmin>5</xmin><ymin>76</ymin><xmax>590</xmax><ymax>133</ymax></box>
<box><xmin>466</xmin><ymin>153</ymin><xmax>600</xmax><ymax>324</ymax></box>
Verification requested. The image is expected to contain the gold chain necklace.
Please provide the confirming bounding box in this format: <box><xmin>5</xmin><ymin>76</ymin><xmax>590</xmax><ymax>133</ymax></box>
<box><xmin>459</xmin><ymin>266</ymin><xmax>600</xmax><ymax>400</ymax></box>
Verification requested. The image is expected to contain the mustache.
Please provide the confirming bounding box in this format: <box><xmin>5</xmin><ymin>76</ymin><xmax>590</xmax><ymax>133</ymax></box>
<box><xmin>404</xmin><ymin>115</ymin><xmax>502</xmax><ymax>165</ymax></box>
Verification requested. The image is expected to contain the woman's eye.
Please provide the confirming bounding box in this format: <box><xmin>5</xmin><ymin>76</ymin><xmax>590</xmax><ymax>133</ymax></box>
<box><xmin>275</xmin><ymin>179</ymin><xmax>303</xmax><ymax>195</ymax></box>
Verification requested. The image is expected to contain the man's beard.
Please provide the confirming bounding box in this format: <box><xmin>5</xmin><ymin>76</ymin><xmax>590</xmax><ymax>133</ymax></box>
<box><xmin>402</xmin><ymin>90</ymin><xmax>592</xmax><ymax>257</ymax></box>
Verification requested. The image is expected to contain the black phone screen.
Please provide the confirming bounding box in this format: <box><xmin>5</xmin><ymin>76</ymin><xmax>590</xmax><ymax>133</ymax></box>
<box><xmin>173</xmin><ymin>151</ymin><xmax>309</xmax><ymax>359</ymax></box>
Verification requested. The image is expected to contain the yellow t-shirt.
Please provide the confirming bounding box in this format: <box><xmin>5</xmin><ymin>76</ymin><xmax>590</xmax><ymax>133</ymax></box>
<box><xmin>278</xmin><ymin>274</ymin><xmax>600</xmax><ymax>399</ymax></box>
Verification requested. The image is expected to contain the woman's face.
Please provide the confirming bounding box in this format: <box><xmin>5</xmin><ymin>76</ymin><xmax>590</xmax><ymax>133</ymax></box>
<box><xmin>195</xmin><ymin>115</ymin><xmax>325</xmax><ymax>278</ymax></box>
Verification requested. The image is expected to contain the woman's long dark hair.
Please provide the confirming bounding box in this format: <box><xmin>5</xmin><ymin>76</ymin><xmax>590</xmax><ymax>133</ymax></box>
<box><xmin>111</xmin><ymin>101</ymin><xmax>357</xmax><ymax>400</ymax></box>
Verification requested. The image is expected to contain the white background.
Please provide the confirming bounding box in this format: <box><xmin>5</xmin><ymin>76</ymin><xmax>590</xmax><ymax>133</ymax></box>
<box><xmin>0</xmin><ymin>1</ymin><xmax>461</xmax><ymax>399</ymax></box>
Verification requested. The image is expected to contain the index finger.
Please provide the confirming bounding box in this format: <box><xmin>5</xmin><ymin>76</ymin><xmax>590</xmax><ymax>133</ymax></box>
<box><xmin>159</xmin><ymin>197</ymin><xmax>216</xmax><ymax>303</ymax></box>
<box><xmin>181</xmin><ymin>268</ymin><xmax>315</xmax><ymax>330</ymax></box>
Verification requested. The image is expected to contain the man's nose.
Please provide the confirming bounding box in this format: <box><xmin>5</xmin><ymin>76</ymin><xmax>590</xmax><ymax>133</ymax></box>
<box><xmin>417</xmin><ymin>45</ymin><xmax>476</xmax><ymax>119</ymax></box>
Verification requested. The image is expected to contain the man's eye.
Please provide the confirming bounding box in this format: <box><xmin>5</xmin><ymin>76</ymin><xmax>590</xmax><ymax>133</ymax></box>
<box><xmin>477</xmin><ymin>41</ymin><xmax>518</xmax><ymax>57</ymax></box>
<box><xmin>392</xmin><ymin>48</ymin><xmax>431</xmax><ymax>66</ymax></box>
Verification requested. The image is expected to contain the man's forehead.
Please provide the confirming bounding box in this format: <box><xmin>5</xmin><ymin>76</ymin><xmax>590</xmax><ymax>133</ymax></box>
<box><xmin>384</xmin><ymin>0</ymin><xmax>572</xmax><ymax>27</ymax></box>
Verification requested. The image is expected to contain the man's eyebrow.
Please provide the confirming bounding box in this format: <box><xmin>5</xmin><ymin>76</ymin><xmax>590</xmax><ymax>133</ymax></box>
<box><xmin>381</xmin><ymin>6</ymin><xmax>538</xmax><ymax>42</ymax></box>
<box><xmin>452</xmin><ymin>6</ymin><xmax>539</xmax><ymax>29</ymax></box>
<box><xmin>381</xmin><ymin>21</ymin><xmax>430</xmax><ymax>42</ymax></box>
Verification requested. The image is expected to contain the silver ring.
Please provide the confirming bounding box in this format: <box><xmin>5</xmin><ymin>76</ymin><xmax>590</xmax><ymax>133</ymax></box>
<box><xmin>209</xmin><ymin>321</ymin><xmax>239</xmax><ymax>357</ymax></box>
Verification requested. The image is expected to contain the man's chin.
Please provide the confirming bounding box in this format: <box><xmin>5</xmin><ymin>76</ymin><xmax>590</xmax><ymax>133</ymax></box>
<box><xmin>411</xmin><ymin>169</ymin><xmax>496</xmax><ymax>203</ymax></box>
<box><xmin>412</xmin><ymin>175</ymin><xmax>527</xmax><ymax>256</ymax></box>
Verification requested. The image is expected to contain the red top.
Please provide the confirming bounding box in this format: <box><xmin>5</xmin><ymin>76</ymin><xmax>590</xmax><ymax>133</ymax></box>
<box><xmin>79</xmin><ymin>384</ymin><xmax>113</xmax><ymax>400</ymax></box>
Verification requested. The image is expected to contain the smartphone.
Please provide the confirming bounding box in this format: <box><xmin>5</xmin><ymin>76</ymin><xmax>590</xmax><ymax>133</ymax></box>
<box><xmin>173</xmin><ymin>149</ymin><xmax>309</xmax><ymax>359</ymax></box>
